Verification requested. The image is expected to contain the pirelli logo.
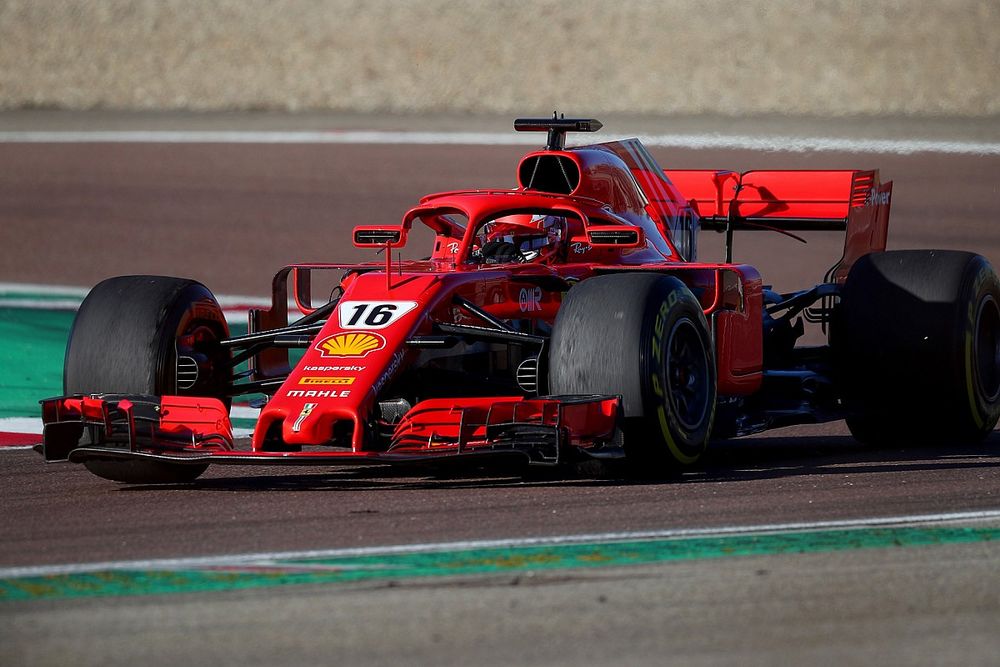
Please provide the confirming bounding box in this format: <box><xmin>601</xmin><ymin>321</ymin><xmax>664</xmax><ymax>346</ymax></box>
<box><xmin>298</xmin><ymin>376</ymin><xmax>356</xmax><ymax>386</ymax></box>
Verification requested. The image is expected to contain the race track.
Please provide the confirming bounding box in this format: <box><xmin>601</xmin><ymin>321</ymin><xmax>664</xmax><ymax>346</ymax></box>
<box><xmin>1</xmin><ymin>115</ymin><xmax>999</xmax><ymax>664</ymax></box>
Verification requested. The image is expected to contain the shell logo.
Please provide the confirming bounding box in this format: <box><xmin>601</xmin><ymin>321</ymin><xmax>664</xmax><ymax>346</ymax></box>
<box><xmin>315</xmin><ymin>332</ymin><xmax>385</xmax><ymax>358</ymax></box>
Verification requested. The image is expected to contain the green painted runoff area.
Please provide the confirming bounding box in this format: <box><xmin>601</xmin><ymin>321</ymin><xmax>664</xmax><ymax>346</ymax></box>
<box><xmin>1</xmin><ymin>526</ymin><xmax>997</xmax><ymax>602</ymax></box>
<box><xmin>0</xmin><ymin>307</ymin><xmax>251</xmax><ymax>420</ymax></box>
<box><xmin>0</xmin><ymin>308</ymin><xmax>72</xmax><ymax>418</ymax></box>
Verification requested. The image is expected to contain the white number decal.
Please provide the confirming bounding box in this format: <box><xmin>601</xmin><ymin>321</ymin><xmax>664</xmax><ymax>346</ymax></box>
<box><xmin>338</xmin><ymin>301</ymin><xmax>418</xmax><ymax>329</ymax></box>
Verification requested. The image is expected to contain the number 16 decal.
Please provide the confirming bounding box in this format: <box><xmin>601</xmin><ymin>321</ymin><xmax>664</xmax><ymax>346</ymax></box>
<box><xmin>338</xmin><ymin>301</ymin><xmax>418</xmax><ymax>329</ymax></box>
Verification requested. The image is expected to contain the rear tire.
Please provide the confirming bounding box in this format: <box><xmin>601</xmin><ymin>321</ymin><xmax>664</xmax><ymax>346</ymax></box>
<box><xmin>835</xmin><ymin>250</ymin><xmax>1000</xmax><ymax>445</ymax></box>
<box><xmin>549</xmin><ymin>273</ymin><xmax>716</xmax><ymax>473</ymax></box>
<box><xmin>65</xmin><ymin>275</ymin><xmax>231</xmax><ymax>483</ymax></box>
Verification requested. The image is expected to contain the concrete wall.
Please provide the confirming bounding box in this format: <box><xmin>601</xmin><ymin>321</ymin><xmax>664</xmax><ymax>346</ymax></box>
<box><xmin>2</xmin><ymin>0</ymin><xmax>997</xmax><ymax>116</ymax></box>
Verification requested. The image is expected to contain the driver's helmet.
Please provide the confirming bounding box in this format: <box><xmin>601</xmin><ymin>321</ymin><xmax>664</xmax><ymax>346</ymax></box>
<box><xmin>475</xmin><ymin>214</ymin><xmax>566</xmax><ymax>264</ymax></box>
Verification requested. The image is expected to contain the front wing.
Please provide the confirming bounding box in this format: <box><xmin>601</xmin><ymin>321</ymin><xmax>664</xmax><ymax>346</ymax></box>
<box><xmin>38</xmin><ymin>393</ymin><xmax>622</xmax><ymax>468</ymax></box>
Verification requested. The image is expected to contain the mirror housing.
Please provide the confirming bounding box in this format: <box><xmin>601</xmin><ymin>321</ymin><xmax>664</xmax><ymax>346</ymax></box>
<box><xmin>583</xmin><ymin>226</ymin><xmax>644</xmax><ymax>248</ymax></box>
<box><xmin>353</xmin><ymin>226</ymin><xmax>407</xmax><ymax>248</ymax></box>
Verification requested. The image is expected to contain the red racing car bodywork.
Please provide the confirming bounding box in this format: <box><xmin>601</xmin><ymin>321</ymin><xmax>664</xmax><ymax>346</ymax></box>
<box><xmin>39</xmin><ymin>117</ymin><xmax>1000</xmax><ymax>483</ymax></box>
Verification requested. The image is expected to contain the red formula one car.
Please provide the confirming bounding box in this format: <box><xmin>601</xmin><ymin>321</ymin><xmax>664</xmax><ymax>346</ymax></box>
<box><xmin>39</xmin><ymin>117</ymin><xmax>1000</xmax><ymax>483</ymax></box>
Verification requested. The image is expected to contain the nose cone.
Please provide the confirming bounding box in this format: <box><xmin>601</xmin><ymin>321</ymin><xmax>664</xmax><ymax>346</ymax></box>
<box><xmin>251</xmin><ymin>271</ymin><xmax>442</xmax><ymax>452</ymax></box>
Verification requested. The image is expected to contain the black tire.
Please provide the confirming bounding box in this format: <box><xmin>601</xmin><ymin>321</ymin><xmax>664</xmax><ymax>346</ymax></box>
<box><xmin>835</xmin><ymin>250</ymin><xmax>1000</xmax><ymax>445</ymax></box>
<box><xmin>78</xmin><ymin>458</ymin><xmax>210</xmax><ymax>485</ymax></box>
<box><xmin>549</xmin><ymin>273</ymin><xmax>716</xmax><ymax>472</ymax></box>
<box><xmin>65</xmin><ymin>275</ymin><xmax>231</xmax><ymax>483</ymax></box>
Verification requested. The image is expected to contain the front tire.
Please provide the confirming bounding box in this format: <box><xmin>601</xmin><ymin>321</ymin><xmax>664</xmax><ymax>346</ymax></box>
<box><xmin>549</xmin><ymin>273</ymin><xmax>716</xmax><ymax>473</ymax></box>
<box><xmin>64</xmin><ymin>275</ymin><xmax>231</xmax><ymax>483</ymax></box>
<box><xmin>835</xmin><ymin>250</ymin><xmax>1000</xmax><ymax>445</ymax></box>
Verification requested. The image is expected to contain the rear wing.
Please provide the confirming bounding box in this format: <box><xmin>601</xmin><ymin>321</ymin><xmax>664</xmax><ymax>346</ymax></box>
<box><xmin>665</xmin><ymin>169</ymin><xmax>892</xmax><ymax>283</ymax></box>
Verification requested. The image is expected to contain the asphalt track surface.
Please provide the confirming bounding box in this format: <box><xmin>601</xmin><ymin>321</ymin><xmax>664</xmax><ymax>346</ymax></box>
<box><xmin>2</xmin><ymin>116</ymin><xmax>999</xmax><ymax>664</ymax></box>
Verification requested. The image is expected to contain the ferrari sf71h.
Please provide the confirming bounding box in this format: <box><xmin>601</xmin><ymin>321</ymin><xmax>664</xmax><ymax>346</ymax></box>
<box><xmin>39</xmin><ymin>117</ymin><xmax>1000</xmax><ymax>483</ymax></box>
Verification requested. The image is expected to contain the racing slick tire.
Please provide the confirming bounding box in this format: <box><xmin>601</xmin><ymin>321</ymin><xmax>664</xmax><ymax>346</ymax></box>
<box><xmin>549</xmin><ymin>273</ymin><xmax>716</xmax><ymax>473</ymax></box>
<box><xmin>64</xmin><ymin>275</ymin><xmax>231</xmax><ymax>483</ymax></box>
<box><xmin>835</xmin><ymin>250</ymin><xmax>1000</xmax><ymax>446</ymax></box>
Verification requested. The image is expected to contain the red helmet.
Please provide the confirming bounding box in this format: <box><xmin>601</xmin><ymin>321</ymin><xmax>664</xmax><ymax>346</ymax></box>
<box><xmin>474</xmin><ymin>214</ymin><xmax>566</xmax><ymax>264</ymax></box>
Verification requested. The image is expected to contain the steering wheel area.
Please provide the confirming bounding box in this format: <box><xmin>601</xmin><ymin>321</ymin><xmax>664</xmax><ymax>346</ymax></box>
<box><xmin>478</xmin><ymin>240</ymin><xmax>526</xmax><ymax>264</ymax></box>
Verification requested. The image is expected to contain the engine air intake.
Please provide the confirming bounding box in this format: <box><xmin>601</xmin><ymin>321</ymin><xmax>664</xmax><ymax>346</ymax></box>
<box><xmin>518</xmin><ymin>154</ymin><xmax>580</xmax><ymax>195</ymax></box>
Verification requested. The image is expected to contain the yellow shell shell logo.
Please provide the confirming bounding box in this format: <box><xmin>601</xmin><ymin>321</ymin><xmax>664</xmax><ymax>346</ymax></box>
<box><xmin>316</xmin><ymin>332</ymin><xmax>385</xmax><ymax>358</ymax></box>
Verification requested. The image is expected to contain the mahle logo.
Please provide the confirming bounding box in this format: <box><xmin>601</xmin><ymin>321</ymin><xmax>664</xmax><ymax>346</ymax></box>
<box><xmin>315</xmin><ymin>332</ymin><xmax>385</xmax><ymax>358</ymax></box>
<box><xmin>299</xmin><ymin>376</ymin><xmax>355</xmax><ymax>386</ymax></box>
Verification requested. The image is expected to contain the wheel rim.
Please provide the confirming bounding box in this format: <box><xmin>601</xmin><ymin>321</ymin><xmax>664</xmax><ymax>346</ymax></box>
<box><xmin>665</xmin><ymin>317</ymin><xmax>711</xmax><ymax>431</ymax></box>
<box><xmin>974</xmin><ymin>294</ymin><xmax>1000</xmax><ymax>402</ymax></box>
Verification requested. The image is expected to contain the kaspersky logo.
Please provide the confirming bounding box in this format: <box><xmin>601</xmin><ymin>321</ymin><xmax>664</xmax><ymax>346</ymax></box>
<box><xmin>314</xmin><ymin>332</ymin><xmax>385</xmax><ymax>358</ymax></box>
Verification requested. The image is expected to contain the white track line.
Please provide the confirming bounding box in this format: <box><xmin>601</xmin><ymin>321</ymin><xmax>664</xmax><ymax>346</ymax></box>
<box><xmin>2</xmin><ymin>509</ymin><xmax>999</xmax><ymax>579</ymax></box>
<box><xmin>0</xmin><ymin>282</ymin><xmax>271</xmax><ymax>309</ymax></box>
<box><xmin>0</xmin><ymin>299</ymin><xmax>88</xmax><ymax>310</ymax></box>
<box><xmin>0</xmin><ymin>415</ymin><xmax>257</xmax><ymax>436</ymax></box>
<box><xmin>0</xmin><ymin>298</ymin><xmax>261</xmax><ymax>325</ymax></box>
<box><xmin>0</xmin><ymin>282</ymin><xmax>90</xmax><ymax>296</ymax></box>
<box><xmin>0</xmin><ymin>283</ymin><xmax>277</xmax><ymax>327</ymax></box>
<box><xmin>230</xmin><ymin>406</ymin><xmax>261</xmax><ymax>420</ymax></box>
<box><xmin>1</xmin><ymin>130</ymin><xmax>998</xmax><ymax>155</ymax></box>
<box><xmin>0</xmin><ymin>418</ymin><xmax>43</xmax><ymax>435</ymax></box>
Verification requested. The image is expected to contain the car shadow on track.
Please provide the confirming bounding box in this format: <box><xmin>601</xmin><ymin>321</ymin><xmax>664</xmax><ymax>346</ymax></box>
<box><xmin>119</xmin><ymin>430</ymin><xmax>1000</xmax><ymax>493</ymax></box>
<box><xmin>688</xmin><ymin>431</ymin><xmax>1000</xmax><ymax>484</ymax></box>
